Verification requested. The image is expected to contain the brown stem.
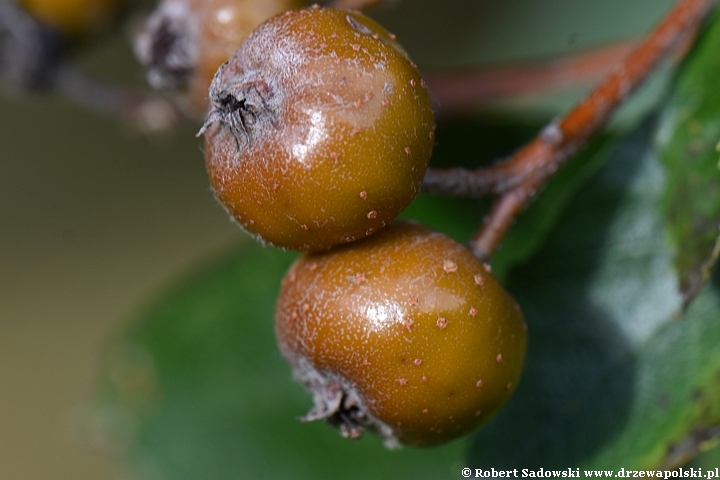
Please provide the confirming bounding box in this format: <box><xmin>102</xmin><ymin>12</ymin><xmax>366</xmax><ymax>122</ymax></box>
<box><xmin>424</xmin><ymin>41</ymin><xmax>637</xmax><ymax>119</ymax></box>
<box><xmin>435</xmin><ymin>0</ymin><xmax>715</xmax><ymax>260</ymax></box>
<box><xmin>52</xmin><ymin>65</ymin><xmax>196</xmax><ymax>131</ymax></box>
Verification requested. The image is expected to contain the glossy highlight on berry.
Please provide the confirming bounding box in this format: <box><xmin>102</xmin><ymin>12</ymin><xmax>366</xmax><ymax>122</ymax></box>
<box><xmin>199</xmin><ymin>6</ymin><xmax>436</xmax><ymax>251</ymax></box>
<box><xmin>274</xmin><ymin>221</ymin><xmax>528</xmax><ymax>447</ymax></box>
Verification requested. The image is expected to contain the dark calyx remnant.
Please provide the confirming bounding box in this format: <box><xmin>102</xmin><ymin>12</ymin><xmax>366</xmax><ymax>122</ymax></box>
<box><xmin>136</xmin><ymin>11</ymin><xmax>197</xmax><ymax>90</ymax></box>
<box><xmin>198</xmin><ymin>80</ymin><xmax>276</xmax><ymax>147</ymax></box>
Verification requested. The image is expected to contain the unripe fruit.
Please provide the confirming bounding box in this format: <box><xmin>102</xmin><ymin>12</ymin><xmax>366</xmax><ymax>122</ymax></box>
<box><xmin>200</xmin><ymin>7</ymin><xmax>435</xmax><ymax>251</ymax></box>
<box><xmin>20</xmin><ymin>0</ymin><xmax>123</xmax><ymax>36</ymax></box>
<box><xmin>275</xmin><ymin>222</ymin><xmax>527</xmax><ymax>447</ymax></box>
<box><xmin>134</xmin><ymin>0</ymin><xmax>299</xmax><ymax>113</ymax></box>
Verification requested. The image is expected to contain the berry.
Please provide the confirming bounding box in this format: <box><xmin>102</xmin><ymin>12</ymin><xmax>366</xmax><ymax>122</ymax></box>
<box><xmin>199</xmin><ymin>7</ymin><xmax>435</xmax><ymax>251</ymax></box>
<box><xmin>134</xmin><ymin>0</ymin><xmax>299</xmax><ymax>113</ymax></box>
<box><xmin>19</xmin><ymin>0</ymin><xmax>124</xmax><ymax>36</ymax></box>
<box><xmin>274</xmin><ymin>221</ymin><xmax>527</xmax><ymax>447</ymax></box>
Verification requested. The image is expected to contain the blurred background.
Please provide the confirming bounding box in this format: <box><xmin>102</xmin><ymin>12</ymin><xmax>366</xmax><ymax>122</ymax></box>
<box><xmin>1</xmin><ymin>1</ymin><xmax>696</xmax><ymax>478</ymax></box>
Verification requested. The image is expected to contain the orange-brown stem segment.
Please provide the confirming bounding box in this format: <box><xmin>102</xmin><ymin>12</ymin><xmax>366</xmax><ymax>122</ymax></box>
<box><xmin>424</xmin><ymin>0</ymin><xmax>717</xmax><ymax>260</ymax></box>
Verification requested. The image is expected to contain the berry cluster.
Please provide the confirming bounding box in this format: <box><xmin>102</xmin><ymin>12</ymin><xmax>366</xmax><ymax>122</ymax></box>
<box><xmin>12</xmin><ymin>0</ymin><xmax>527</xmax><ymax>448</ymax></box>
<box><xmin>196</xmin><ymin>6</ymin><xmax>528</xmax><ymax>447</ymax></box>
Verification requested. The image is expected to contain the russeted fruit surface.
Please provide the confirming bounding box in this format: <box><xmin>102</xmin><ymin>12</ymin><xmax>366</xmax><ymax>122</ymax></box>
<box><xmin>134</xmin><ymin>0</ymin><xmax>300</xmax><ymax>114</ymax></box>
<box><xmin>275</xmin><ymin>221</ymin><xmax>527</xmax><ymax>447</ymax></box>
<box><xmin>200</xmin><ymin>6</ymin><xmax>435</xmax><ymax>251</ymax></box>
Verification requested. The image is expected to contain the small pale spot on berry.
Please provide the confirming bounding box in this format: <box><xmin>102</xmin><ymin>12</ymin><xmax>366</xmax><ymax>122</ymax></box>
<box><xmin>474</xmin><ymin>274</ymin><xmax>484</xmax><ymax>287</ymax></box>
<box><xmin>381</xmin><ymin>99</ymin><xmax>389</xmax><ymax>107</ymax></box>
<box><xmin>352</xmin><ymin>44</ymin><xmax>360</xmax><ymax>51</ymax></box>
<box><xmin>506</xmin><ymin>382</ymin><xmax>513</xmax><ymax>390</ymax></box>
<box><xmin>397</xmin><ymin>378</ymin><xmax>408</xmax><ymax>386</ymax></box>
<box><xmin>421</xmin><ymin>79</ymin><xmax>427</xmax><ymax>89</ymax></box>
<box><xmin>361</xmin><ymin>357</ymin><xmax>369</xmax><ymax>366</ymax></box>
<box><xmin>443</xmin><ymin>260</ymin><xmax>458</xmax><ymax>273</ymax></box>
<box><xmin>422</xmin><ymin>408</ymin><xmax>429</xmax><ymax>414</ymax></box>
<box><xmin>367</xmin><ymin>210</ymin><xmax>378</xmax><ymax>220</ymax></box>
<box><xmin>330</xmin><ymin>151</ymin><xmax>339</xmax><ymax>161</ymax></box>
<box><xmin>409</xmin><ymin>296</ymin><xmax>418</xmax><ymax>305</ymax></box>
<box><xmin>345</xmin><ymin>236</ymin><xmax>355</xmax><ymax>243</ymax></box>
<box><xmin>365</xmin><ymin>228</ymin><xmax>374</xmax><ymax>235</ymax></box>
<box><xmin>359</xmin><ymin>190</ymin><xmax>368</xmax><ymax>200</ymax></box>
<box><xmin>372</xmin><ymin>33</ymin><xmax>379</xmax><ymax>39</ymax></box>
<box><xmin>436</xmin><ymin>317</ymin><xmax>447</xmax><ymax>329</ymax></box>
<box><xmin>469</xmin><ymin>307</ymin><xmax>478</xmax><ymax>317</ymax></box>
<box><xmin>389</xmin><ymin>32</ymin><xmax>396</xmax><ymax>40</ymax></box>
<box><xmin>300</xmin><ymin>224</ymin><xmax>308</xmax><ymax>230</ymax></box>
<box><xmin>404</xmin><ymin>146</ymin><xmax>411</xmax><ymax>155</ymax></box>
<box><xmin>496</xmin><ymin>353</ymin><xmax>503</xmax><ymax>363</ymax></box>
<box><xmin>302</xmin><ymin>303</ymin><xmax>310</xmax><ymax>312</ymax></box>
<box><xmin>483</xmin><ymin>263</ymin><xmax>493</xmax><ymax>273</ymax></box>
<box><xmin>476</xmin><ymin>380</ymin><xmax>484</xmax><ymax>388</ymax></box>
<box><xmin>410</xmin><ymin>61</ymin><xmax>417</xmax><ymax>69</ymax></box>
<box><xmin>355</xmin><ymin>272</ymin><xmax>366</xmax><ymax>282</ymax></box>
<box><xmin>402</xmin><ymin>318</ymin><xmax>414</xmax><ymax>331</ymax></box>
<box><xmin>413</xmin><ymin>358</ymin><xmax>422</xmax><ymax>366</ymax></box>
<box><xmin>409</xmin><ymin>78</ymin><xmax>416</xmax><ymax>87</ymax></box>
<box><xmin>354</xmin><ymin>100</ymin><xmax>362</xmax><ymax>107</ymax></box>
<box><xmin>365</xmin><ymin>92</ymin><xmax>373</xmax><ymax>100</ymax></box>
<box><xmin>422</xmin><ymin>374</ymin><xmax>428</xmax><ymax>383</ymax></box>
<box><xmin>288</xmin><ymin>273</ymin><xmax>296</xmax><ymax>283</ymax></box>
<box><xmin>308</xmin><ymin>262</ymin><xmax>318</xmax><ymax>271</ymax></box>
<box><xmin>248</xmin><ymin>219</ymin><xmax>254</xmax><ymax>225</ymax></box>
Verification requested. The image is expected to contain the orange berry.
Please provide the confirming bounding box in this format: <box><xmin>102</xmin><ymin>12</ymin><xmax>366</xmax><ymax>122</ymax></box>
<box><xmin>275</xmin><ymin>222</ymin><xmax>527</xmax><ymax>447</ymax></box>
<box><xmin>200</xmin><ymin>7</ymin><xmax>435</xmax><ymax>251</ymax></box>
<box><xmin>20</xmin><ymin>0</ymin><xmax>123</xmax><ymax>36</ymax></box>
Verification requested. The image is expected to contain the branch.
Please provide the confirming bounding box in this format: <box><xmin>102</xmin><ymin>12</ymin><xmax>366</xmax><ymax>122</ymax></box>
<box><xmin>425</xmin><ymin>0</ymin><xmax>716</xmax><ymax>260</ymax></box>
<box><xmin>424</xmin><ymin>41</ymin><xmax>637</xmax><ymax>120</ymax></box>
<box><xmin>52</xmin><ymin>65</ymin><xmax>195</xmax><ymax>131</ymax></box>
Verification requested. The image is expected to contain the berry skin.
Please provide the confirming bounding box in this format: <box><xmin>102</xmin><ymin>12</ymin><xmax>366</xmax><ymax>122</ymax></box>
<box><xmin>200</xmin><ymin>7</ymin><xmax>435</xmax><ymax>251</ymax></box>
<box><xmin>275</xmin><ymin>221</ymin><xmax>527</xmax><ymax>447</ymax></box>
<box><xmin>134</xmin><ymin>0</ymin><xmax>300</xmax><ymax>114</ymax></box>
<box><xmin>19</xmin><ymin>0</ymin><xmax>123</xmax><ymax>36</ymax></box>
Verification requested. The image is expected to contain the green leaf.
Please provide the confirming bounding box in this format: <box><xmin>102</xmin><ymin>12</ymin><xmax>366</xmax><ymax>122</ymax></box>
<box><xmin>655</xmin><ymin>9</ymin><xmax>720</xmax><ymax>304</ymax></box>
<box><xmin>95</xmin><ymin>115</ymin><xmax>720</xmax><ymax>475</ymax></box>
<box><xmin>94</xmin><ymin>244</ymin><xmax>465</xmax><ymax>480</ymax></box>
<box><xmin>489</xmin><ymin>134</ymin><xmax>614</xmax><ymax>282</ymax></box>
<box><xmin>467</xmin><ymin>117</ymin><xmax>720</xmax><ymax>469</ymax></box>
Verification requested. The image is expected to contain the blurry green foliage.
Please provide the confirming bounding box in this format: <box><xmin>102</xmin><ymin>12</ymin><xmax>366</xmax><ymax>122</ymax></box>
<box><xmin>93</xmin><ymin>3</ymin><xmax>720</xmax><ymax>479</ymax></box>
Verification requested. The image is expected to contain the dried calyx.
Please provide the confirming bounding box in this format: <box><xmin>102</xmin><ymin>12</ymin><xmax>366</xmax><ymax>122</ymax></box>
<box><xmin>198</xmin><ymin>78</ymin><xmax>275</xmax><ymax>143</ymax></box>
<box><xmin>134</xmin><ymin>3</ymin><xmax>198</xmax><ymax>90</ymax></box>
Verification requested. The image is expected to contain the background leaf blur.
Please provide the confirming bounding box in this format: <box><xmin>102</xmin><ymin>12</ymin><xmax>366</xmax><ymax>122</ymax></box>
<box><xmin>7</xmin><ymin>1</ymin><xmax>720</xmax><ymax>479</ymax></box>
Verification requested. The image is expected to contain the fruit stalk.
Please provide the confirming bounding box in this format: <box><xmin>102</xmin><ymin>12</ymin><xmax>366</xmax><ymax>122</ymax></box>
<box><xmin>423</xmin><ymin>0</ymin><xmax>717</xmax><ymax>260</ymax></box>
